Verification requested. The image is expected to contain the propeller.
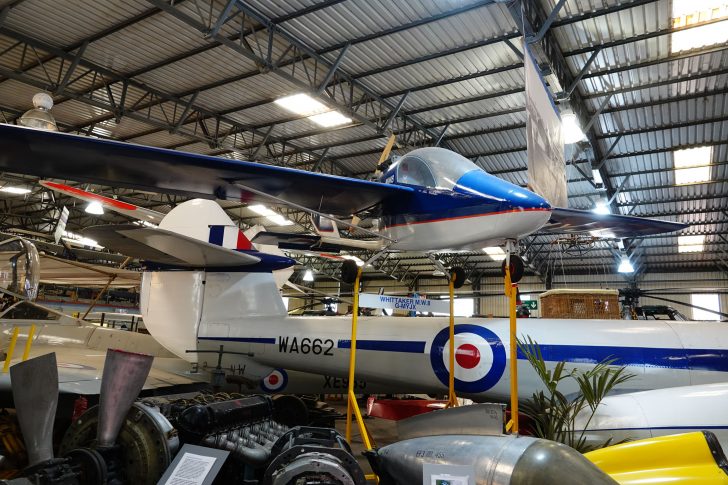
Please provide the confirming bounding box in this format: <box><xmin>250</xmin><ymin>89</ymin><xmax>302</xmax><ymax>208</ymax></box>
<box><xmin>375</xmin><ymin>133</ymin><xmax>397</xmax><ymax>175</ymax></box>
<box><xmin>9</xmin><ymin>352</ymin><xmax>58</xmax><ymax>466</ymax></box>
<box><xmin>96</xmin><ymin>349</ymin><xmax>154</xmax><ymax>448</ymax></box>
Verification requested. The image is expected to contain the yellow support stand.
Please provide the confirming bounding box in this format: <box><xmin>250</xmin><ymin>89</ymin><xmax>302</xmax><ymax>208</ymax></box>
<box><xmin>2</xmin><ymin>327</ymin><xmax>20</xmax><ymax>373</ymax></box>
<box><xmin>345</xmin><ymin>268</ymin><xmax>376</xmax><ymax>457</ymax></box>
<box><xmin>21</xmin><ymin>324</ymin><xmax>36</xmax><ymax>361</ymax></box>
<box><xmin>504</xmin><ymin>265</ymin><xmax>519</xmax><ymax>434</ymax></box>
<box><xmin>446</xmin><ymin>273</ymin><xmax>458</xmax><ymax>408</ymax></box>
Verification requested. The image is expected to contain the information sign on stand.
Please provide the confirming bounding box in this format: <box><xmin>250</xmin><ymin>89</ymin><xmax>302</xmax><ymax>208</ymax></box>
<box><xmin>157</xmin><ymin>444</ymin><xmax>228</xmax><ymax>485</ymax></box>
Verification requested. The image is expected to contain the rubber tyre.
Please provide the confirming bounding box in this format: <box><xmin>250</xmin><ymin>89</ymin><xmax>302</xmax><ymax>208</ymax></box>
<box><xmin>341</xmin><ymin>259</ymin><xmax>359</xmax><ymax>284</ymax></box>
<box><xmin>501</xmin><ymin>255</ymin><xmax>524</xmax><ymax>283</ymax></box>
<box><xmin>450</xmin><ymin>267</ymin><xmax>466</xmax><ymax>289</ymax></box>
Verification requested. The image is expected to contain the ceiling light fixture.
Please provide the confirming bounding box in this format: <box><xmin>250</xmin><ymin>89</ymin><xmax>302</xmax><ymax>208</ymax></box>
<box><xmin>309</xmin><ymin>111</ymin><xmax>352</xmax><ymax>127</ymax></box>
<box><xmin>0</xmin><ymin>186</ymin><xmax>31</xmax><ymax>195</ymax></box>
<box><xmin>248</xmin><ymin>204</ymin><xmax>294</xmax><ymax>226</ymax></box>
<box><xmin>303</xmin><ymin>269</ymin><xmax>314</xmax><ymax>282</ymax></box>
<box><xmin>617</xmin><ymin>257</ymin><xmax>634</xmax><ymax>273</ymax></box>
<box><xmin>671</xmin><ymin>0</ymin><xmax>728</xmax><ymax>53</ymax></box>
<box><xmin>561</xmin><ymin>110</ymin><xmax>586</xmax><ymax>144</ymax></box>
<box><xmin>678</xmin><ymin>234</ymin><xmax>705</xmax><ymax>253</ymax></box>
<box><xmin>85</xmin><ymin>201</ymin><xmax>104</xmax><ymax>215</ymax></box>
<box><xmin>674</xmin><ymin>146</ymin><xmax>712</xmax><ymax>184</ymax></box>
<box><xmin>592</xmin><ymin>201</ymin><xmax>611</xmax><ymax>215</ymax></box>
<box><xmin>274</xmin><ymin>93</ymin><xmax>327</xmax><ymax>115</ymax></box>
<box><xmin>483</xmin><ymin>247</ymin><xmax>507</xmax><ymax>261</ymax></box>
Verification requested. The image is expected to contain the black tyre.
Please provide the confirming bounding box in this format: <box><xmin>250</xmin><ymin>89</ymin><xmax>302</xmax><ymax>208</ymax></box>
<box><xmin>501</xmin><ymin>255</ymin><xmax>524</xmax><ymax>283</ymax></box>
<box><xmin>341</xmin><ymin>259</ymin><xmax>359</xmax><ymax>284</ymax></box>
<box><xmin>450</xmin><ymin>267</ymin><xmax>466</xmax><ymax>289</ymax></box>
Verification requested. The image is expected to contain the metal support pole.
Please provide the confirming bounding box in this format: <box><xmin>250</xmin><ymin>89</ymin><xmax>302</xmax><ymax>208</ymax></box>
<box><xmin>316</xmin><ymin>43</ymin><xmax>350</xmax><ymax>95</ymax></box>
<box><xmin>21</xmin><ymin>324</ymin><xmax>35</xmax><ymax>361</ymax></box>
<box><xmin>447</xmin><ymin>273</ymin><xmax>458</xmax><ymax>407</ymax></box>
<box><xmin>346</xmin><ymin>267</ymin><xmax>374</xmax><ymax>451</ymax></box>
<box><xmin>2</xmin><ymin>327</ymin><xmax>19</xmax><ymax>373</ymax></box>
<box><xmin>526</xmin><ymin>0</ymin><xmax>567</xmax><ymax>44</ymax></box>
<box><xmin>381</xmin><ymin>92</ymin><xmax>410</xmax><ymax>132</ymax></box>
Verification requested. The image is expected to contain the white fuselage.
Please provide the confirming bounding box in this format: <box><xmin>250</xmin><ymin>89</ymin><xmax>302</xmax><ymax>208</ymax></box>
<box><xmin>383</xmin><ymin>209</ymin><xmax>552</xmax><ymax>251</ymax></box>
<box><xmin>141</xmin><ymin>270</ymin><xmax>728</xmax><ymax>401</ymax></box>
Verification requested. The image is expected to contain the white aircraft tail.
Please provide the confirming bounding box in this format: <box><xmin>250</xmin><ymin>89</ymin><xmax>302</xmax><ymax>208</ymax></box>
<box><xmin>140</xmin><ymin>200</ymin><xmax>288</xmax><ymax>364</ymax></box>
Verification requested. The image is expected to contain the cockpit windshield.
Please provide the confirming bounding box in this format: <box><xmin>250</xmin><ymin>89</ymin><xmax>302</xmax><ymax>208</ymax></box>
<box><xmin>390</xmin><ymin>147</ymin><xmax>479</xmax><ymax>189</ymax></box>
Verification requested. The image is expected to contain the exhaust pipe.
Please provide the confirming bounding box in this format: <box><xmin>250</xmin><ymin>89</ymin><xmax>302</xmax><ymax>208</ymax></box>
<box><xmin>10</xmin><ymin>353</ymin><xmax>58</xmax><ymax>466</ymax></box>
<box><xmin>96</xmin><ymin>349</ymin><xmax>153</xmax><ymax>448</ymax></box>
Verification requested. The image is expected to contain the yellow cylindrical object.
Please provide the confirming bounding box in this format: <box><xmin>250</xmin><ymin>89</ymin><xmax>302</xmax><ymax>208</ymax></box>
<box><xmin>21</xmin><ymin>324</ymin><xmax>36</xmax><ymax>361</ymax></box>
<box><xmin>2</xmin><ymin>327</ymin><xmax>20</xmax><ymax>373</ymax></box>
<box><xmin>509</xmin><ymin>282</ymin><xmax>518</xmax><ymax>433</ymax></box>
<box><xmin>586</xmin><ymin>432</ymin><xmax>728</xmax><ymax>484</ymax></box>
<box><xmin>345</xmin><ymin>268</ymin><xmax>363</xmax><ymax>443</ymax></box>
<box><xmin>447</xmin><ymin>275</ymin><xmax>457</xmax><ymax>407</ymax></box>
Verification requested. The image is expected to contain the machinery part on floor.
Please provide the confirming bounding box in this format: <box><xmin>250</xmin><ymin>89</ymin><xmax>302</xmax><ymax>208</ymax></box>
<box><xmin>263</xmin><ymin>427</ymin><xmax>365</xmax><ymax>485</ymax></box>
<box><xmin>272</xmin><ymin>395</ymin><xmax>309</xmax><ymax>428</ymax></box>
<box><xmin>9</xmin><ymin>353</ymin><xmax>57</xmax><ymax>467</ymax></box>
<box><xmin>175</xmin><ymin>395</ymin><xmax>274</xmax><ymax>442</ymax></box>
<box><xmin>59</xmin><ymin>403</ymin><xmax>177</xmax><ymax>485</ymax></box>
<box><xmin>585</xmin><ymin>431</ymin><xmax>728</xmax><ymax>484</ymax></box>
<box><xmin>367</xmin><ymin>434</ymin><xmax>617</xmax><ymax>485</ymax></box>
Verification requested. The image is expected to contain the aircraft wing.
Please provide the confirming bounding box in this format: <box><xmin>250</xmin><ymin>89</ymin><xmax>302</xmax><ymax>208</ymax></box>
<box><xmin>38</xmin><ymin>253</ymin><xmax>141</xmax><ymax>287</ymax></box>
<box><xmin>0</xmin><ymin>125</ymin><xmax>413</xmax><ymax>215</ymax></box>
<box><xmin>39</xmin><ymin>180</ymin><xmax>165</xmax><ymax>224</ymax></box>
<box><xmin>543</xmin><ymin>208</ymin><xmax>688</xmax><ymax>238</ymax></box>
<box><xmin>84</xmin><ymin>224</ymin><xmax>261</xmax><ymax>267</ymax></box>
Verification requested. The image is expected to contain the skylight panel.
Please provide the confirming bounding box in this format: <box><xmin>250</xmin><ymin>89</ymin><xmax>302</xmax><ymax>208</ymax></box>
<box><xmin>671</xmin><ymin>0</ymin><xmax>728</xmax><ymax>52</ymax></box>
<box><xmin>678</xmin><ymin>234</ymin><xmax>706</xmax><ymax>253</ymax></box>
<box><xmin>674</xmin><ymin>146</ymin><xmax>712</xmax><ymax>184</ymax></box>
<box><xmin>483</xmin><ymin>247</ymin><xmax>506</xmax><ymax>261</ymax></box>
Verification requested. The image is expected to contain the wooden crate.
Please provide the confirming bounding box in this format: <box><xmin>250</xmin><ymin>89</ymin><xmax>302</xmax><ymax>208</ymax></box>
<box><xmin>539</xmin><ymin>289</ymin><xmax>620</xmax><ymax>319</ymax></box>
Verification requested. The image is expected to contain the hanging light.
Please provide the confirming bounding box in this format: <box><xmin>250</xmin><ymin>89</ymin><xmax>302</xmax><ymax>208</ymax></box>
<box><xmin>85</xmin><ymin>201</ymin><xmax>104</xmax><ymax>215</ymax></box>
<box><xmin>18</xmin><ymin>93</ymin><xmax>58</xmax><ymax>131</ymax></box>
<box><xmin>561</xmin><ymin>109</ymin><xmax>586</xmax><ymax>144</ymax></box>
<box><xmin>302</xmin><ymin>269</ymin><xmax>314</xmax><ymax>282</ymax></box>
<box><xmin>617</xmin><ymin>257</ymin><xmax>634</xmax><ymax>273</ymax></box>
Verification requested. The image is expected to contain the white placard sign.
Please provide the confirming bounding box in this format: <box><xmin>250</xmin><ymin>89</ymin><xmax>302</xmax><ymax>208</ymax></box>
<box><xmin>359</xmin><ymin>293</ymin><xmax>450</xmax><ymax>314</ymax></box>
<box><xmin>524</xmin><ymin>43</ymin><xmax>566</xmax><ymax>207</ymax></box>
<box><xmin>166</xmin><ymin>453</ymin><xmax>216</xmax><ymax>485</ymax></box>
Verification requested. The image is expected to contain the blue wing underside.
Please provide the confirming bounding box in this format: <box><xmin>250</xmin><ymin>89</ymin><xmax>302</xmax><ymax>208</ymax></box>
<box><xmin>544</xmin><ymin>208</ymin><xmax>686</xmax><ymax>239</ymax></box>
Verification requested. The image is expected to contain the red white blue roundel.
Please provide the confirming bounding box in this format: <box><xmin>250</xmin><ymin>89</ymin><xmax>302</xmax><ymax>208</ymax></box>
<box><xmin>260</xmin><ymin>368</ymin><xmax>288</xmax><ymax>393</ymax></box>
<box><xmin>430</xmin><ymin>324</ymin><xmax>506</xmax><ymax>393</ymax></box>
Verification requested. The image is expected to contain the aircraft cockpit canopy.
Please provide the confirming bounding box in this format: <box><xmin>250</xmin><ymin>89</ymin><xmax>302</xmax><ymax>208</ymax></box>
<box><xmin>385</xmin><ymin>147</ymin><xmax>479</xmax><ymax>190</ymax></box>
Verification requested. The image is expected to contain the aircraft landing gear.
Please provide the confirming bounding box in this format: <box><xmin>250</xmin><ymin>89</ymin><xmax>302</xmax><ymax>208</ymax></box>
<box><xmin>341</xmin><ymin>259</ymin><xmax>359</xmax><ymax>284</ymax></box>
<box><xmin>501</xmin><ymin>241</ymin><xmax>524</xmax><ymax>283</ymax></box>
<box><xmin>450</xmin><ymin>266</ymin><xmax>466</xmax><ymax>289</ymax></box>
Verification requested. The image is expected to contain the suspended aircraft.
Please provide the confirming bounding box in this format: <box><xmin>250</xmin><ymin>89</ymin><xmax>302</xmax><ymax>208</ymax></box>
<box><xmin>0</xmin><ymin>124</ymin><xmax>686</xmax><ymax>283</ymax></box>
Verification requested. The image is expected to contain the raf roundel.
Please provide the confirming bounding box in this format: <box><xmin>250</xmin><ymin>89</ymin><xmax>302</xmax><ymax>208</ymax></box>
<box><xmin>260</xmin><ymin>368</ymin><xmax>288</xmax><ymax>393</ymax></box>
<box><xmin>429</xmin><ymin>324</ymin><xmax>506</xmax><ymax>393</ymax></box>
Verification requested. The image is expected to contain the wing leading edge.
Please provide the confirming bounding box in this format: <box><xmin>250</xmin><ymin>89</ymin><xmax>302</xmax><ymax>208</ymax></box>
<box><xmin>0</xmin><ymin>124</ymin><xmax>413</xmax><ymax>215</ymax></box>
<box><xmin>544</xmin><ymin>208</ymin><xmax>688</xmax><ymax>238</ymax></box>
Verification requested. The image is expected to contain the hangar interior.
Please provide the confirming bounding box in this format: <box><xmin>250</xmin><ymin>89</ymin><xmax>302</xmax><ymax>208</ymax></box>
<box><xmin>0</xmin><ymin>0</ymin><xmax>725</xmax><ymax>318</ymax></box>
<box><xmin>0</xmin><ymin>0</ymin><xmax>727</xmax><ymax>484</ymax></box>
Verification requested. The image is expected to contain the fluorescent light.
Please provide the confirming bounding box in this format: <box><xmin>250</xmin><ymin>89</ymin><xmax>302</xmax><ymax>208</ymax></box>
<box><xmin>274</xmin><ymin>93</ymin><xmax>327</xmax><ymax>116</ymax></box>
<box><xmin>85</xmin><ymin>201</ymin><xmax>104</xmax><ymax>215</ymax></box>
<box><xmin>341</xmin><ymin>254</ymin><xmax>366</xmax><ymax>267</ymax></box>
<box><xmin>248</xmin><ymin>204</ymin><xmax>293</xmax><ymax>226</ymax></box>
<box><xmin>678</xmin><ymin>234</ymin><xmax>705</xmax><ymax>253</ymax></box>
<box><xmin>674</xmin><ymin>146</ymin><xmax>712</xmax><ymax>184</ymax></box>
<box><xmin>592</xmin><ymin>201</ymin><xmax>611</xmax><ymax>215</ymax></box>
<box><xmin>266</xmin><ymin>214</ymin><xmax>294</xmax><ymax>226</ymax></box>
<box><xmin>62</xmin><ymin>230</ymin><xmax>102</xmax><ymax>248</ymax></box>
<box><xmin>303</xmin><ymin>269</ymin><xmax>314</xmax><ymax>282</ymax></box>
<box><xmin>562</xmin><ymin>111</ymin><xmax>586</xmax><ymax>144</ymax></box>
<box><xmin>671</xmin><ymin>0</ymin><xmax>728</xmax><ymax>53</ymax></box>
<box><xmin>618</xmin><ymin>257</ymin><xmax>634</xmax><ymax>273</ymax></box>
<box><xmin>592</xmin><ymin>169</ymin><xmax>604</xmax><ymax>186</ymax></box>
<box><xmin>309</xmin><ymin>111</ymin><xmax>352</xmax><ymax>127</ymax></box>
<box><xmin>483</xmin><ymin>247</ymin><xmax>507</xmax><ymax>261</ymax></box>
<box><xmin>0</xmin><ymin>186</ymin><xmax>31</xmax><ymax>195</ymax></box>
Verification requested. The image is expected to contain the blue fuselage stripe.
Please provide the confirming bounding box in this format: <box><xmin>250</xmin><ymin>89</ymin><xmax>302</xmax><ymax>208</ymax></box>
<box><xmin>199</xmin><ymin>336</ymin><xmax>276</xmax><ymax>344</ymax></box>
<box><xmin>337</xmin><ymin>339</ymin><xmax>426</xmax><ymax>353</ymax></box>
<box><xmin>196</xmin><ymin>337</ymin><xmax>728</xmax><ymax>372</ymax></box>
